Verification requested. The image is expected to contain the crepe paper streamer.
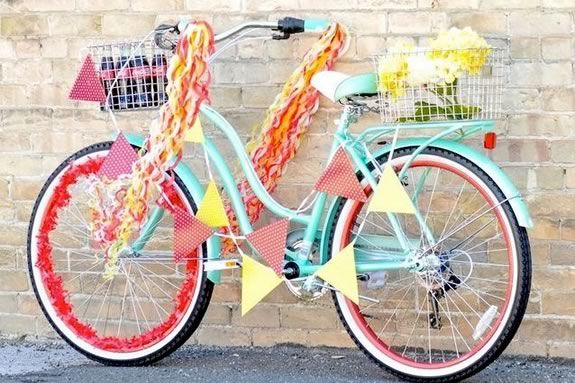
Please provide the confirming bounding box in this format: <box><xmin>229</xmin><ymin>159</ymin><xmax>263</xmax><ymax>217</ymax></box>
<box><xmin>69</xmin><ymin>55</ymin><xmax>106</xmax><ymax>103</ymax></box>
<box><xmin>315</xmin><ymin>242</ymin><xmax>359</xmax><ymax>304</ymax></box>
<box><xmin>368</xmin><ymin>164</ymin><xmax>416</xmax><ymax>215</ymax></box>
<box><xmin>97</xmin><ymin>133</ymin><xmax>139</xmax><ymax>179</ymax></box>
<box><xmin>184</xmin><ymin>117</ymin><xmax>205</xmax><ymax>143</ymax></box>
<box><xmin>173</xmin><ymin>206</ymin><xmax>213</xmax><ymax>263</ymax></box>
<box><xmin>223</xmin><ymin>23</ymin><xmax>348</xmax><ymax>254</ymax></box>
<box><xmin>246</xmin><ymin>218</ymin><xmax>289</xmax><ymax>275</ymax></box>
<box><xmin>241</xmin><ymin>255</ymin><xmax>283</xmax><ymax>316</ymax></box>
<box><xmin>196</xmin><ymin>181</ymin><xmax>230</xmax><ymax>228</ymax></box>
<box><xmin>313</xmin><ymin>147</ymin><xmax>367</xmax><ymax>202</ymax></box>
<box><xmin>95</xmin><ymin>22</ymin><xmax>214</xmax><ymax>279</ymax></box>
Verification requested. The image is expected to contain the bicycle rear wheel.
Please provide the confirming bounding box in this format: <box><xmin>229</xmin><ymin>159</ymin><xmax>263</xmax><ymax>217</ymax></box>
<box><xmin>28</xmin><ymin>142</ymin><xmax>213</xmax><ymax>365</ymax></box>
<box><xmin>328</xmin><ymin>146</ymin><xmax>531</xmax><ymax>382</ymax></box>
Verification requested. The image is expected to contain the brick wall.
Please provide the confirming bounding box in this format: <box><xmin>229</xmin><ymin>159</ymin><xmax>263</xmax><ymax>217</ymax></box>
<box><xmin>0</xmin><ymin>0</ymin><xmax>574</xmax><ymax>358</ymax></box>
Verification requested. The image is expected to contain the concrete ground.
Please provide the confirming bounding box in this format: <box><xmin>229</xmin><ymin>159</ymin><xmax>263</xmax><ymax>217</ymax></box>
<box><xmin>0</xmin><ymin>341</ymin><xmax>574</xmax><ymax>383</ymax></box>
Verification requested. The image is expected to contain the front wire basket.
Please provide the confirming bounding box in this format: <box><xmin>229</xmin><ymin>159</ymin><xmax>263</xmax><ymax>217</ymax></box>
<box><xmin>87</xmin><ymin>35</ymin><xmax>174</xmax><ymax>113</ymax></box>
<box><xmin>375</xmin><ymin>47</ymin><xmax>507</xmax><ymax>124</ymax></box>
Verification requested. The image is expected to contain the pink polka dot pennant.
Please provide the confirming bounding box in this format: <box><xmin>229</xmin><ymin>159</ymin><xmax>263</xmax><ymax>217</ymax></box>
<box><xmin>313</xmin><ymin>147</ymin><xmax>367</xmax><ymax>202</ymax></box>
<box><xmin>69</xmin><ymin>54</ymin><xmax>107</xmax><ymax>103</ymax></box>
<box><xmin>173</xmin><ymin>206</ymin><xmax>213</xmax><ymax>263</ymax></box>
<box><xmin>97</xmin><ymin>133</ymin><xmax>139</xmax><ymax>179</ymax></box>
<box><xmin>246</xmin><ymin>218</ymin><xmax>290</xmax><ymax>276</ymax></box>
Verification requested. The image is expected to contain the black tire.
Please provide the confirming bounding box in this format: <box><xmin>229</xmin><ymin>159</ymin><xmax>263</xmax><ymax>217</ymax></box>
<box><xmin>326</xmin><ymin>146</ymin><xmax>532</xmax><ymax>382</ymax></box>
<box><xmin>27</xmin><ymin>141</ymin><xmax>213</xmax><ymax>366</ymax></box>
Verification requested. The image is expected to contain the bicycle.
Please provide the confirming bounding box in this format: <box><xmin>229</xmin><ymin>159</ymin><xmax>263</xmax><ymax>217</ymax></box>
<box><xmin>27</xmin><ymin>18</ymin><xmax>532</xmax><ymax>382</ymax></box>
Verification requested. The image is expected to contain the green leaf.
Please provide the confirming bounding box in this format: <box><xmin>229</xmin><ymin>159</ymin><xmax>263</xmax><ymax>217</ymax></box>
<box><xmin>449</xmin><ymin>104</ymin><xmax>482</xmax><ymax>120</ymax></box>
<box><xmin>414</xmin><ymin>102</ymin><xmax>448</xmax><ymax>122</ymax></box>
<box><xmin>434</xmin><ymin>79</ymin><xmax>458</xmax><ymax>97</ymax></box>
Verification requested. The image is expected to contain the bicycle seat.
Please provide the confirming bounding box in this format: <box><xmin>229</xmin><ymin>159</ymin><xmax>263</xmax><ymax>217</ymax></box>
<box><xmin>311</xmin><ymin>71</ymin><xmax>378</xmax><ymax>102</ymax></box>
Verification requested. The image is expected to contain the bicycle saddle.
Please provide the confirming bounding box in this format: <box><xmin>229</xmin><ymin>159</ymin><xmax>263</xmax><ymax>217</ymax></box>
<box><xmin>311</xmin><ymin>71</ymin><xmax>378</xmax><ymax>102</ymax></box>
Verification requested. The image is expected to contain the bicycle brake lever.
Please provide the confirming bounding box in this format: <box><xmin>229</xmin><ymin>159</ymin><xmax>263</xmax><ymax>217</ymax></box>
<box><xmin>272</xmin><ymin>31</ymin><xmax>290</xmax><ymax>40</ymax></box>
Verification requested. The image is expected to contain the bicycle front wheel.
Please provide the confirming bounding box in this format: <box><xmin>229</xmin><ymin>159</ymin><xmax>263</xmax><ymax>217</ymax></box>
<box><xmin>28</xmin><ymin>142</ymin><xmax>213</xmax><ymax>365</ymax></box>
<box><xmin>328</xmin><ymin>146</ymin><xmax>531</xmax><ymax>382</ymax></box>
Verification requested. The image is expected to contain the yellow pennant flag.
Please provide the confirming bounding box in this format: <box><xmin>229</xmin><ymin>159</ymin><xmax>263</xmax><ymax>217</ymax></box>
<box><xmin>241</xmin><ymin>255</ymin><xmax>283</xmax><ymax>316</ymax></box>
<box><xmin>184</xmin><ymin>117</ymin><xmax>205</xmax><ymax>143</ymax></box>
<box><xmin>315</xmin><ymin>242</ymin><xmax>359</xmax><ymax>304</ymax></box>
<box><xmin>196</xmin><ymin>181</ymin><xmax>230</xmax><ymax>227</ymax></box>
<box><xmin>368</xmin><ymin>164</ymin><xmax>416</xmax><ymax>214</ymax></box>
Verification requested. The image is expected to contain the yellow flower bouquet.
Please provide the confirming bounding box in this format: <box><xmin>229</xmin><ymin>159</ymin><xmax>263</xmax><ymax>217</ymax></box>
<box><xmin>377</xmin><ymin>27</ymin><xmax>498</xmax><ymax>123</ymax></box>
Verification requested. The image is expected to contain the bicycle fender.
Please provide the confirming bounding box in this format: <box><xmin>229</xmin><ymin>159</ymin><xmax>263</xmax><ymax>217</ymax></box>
<box><xmin>319</xmin><ymin>138</ymin><xmax>532</xmax><ymax>264</ymax></box>
<box><xmin>124</xmin><ymin>133</ymin><xmax>223</xmax><ymax>284</ymax></box>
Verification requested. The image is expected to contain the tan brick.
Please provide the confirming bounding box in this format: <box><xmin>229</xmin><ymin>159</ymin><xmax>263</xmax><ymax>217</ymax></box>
<box><xmin>0</xmin><ymin>314</ymin><xmax>37</xmax><ymax>335</ymax></box>
<box><xmin>0</xmin><ymin>155</ymin><xmax>43</xmax><ymax>177</ymax></box>
<box><xmin>509</xmin><ymin>12</ymin><xmax>572</xmax><ymax>36</ymax></box>
<box><xmin>542</xmin><ymin>291</ymin><xmax>575</xmax><ymax>315</ymax></box>
<box><xmin>389</xmin><ymin>12</ymin><xmax>447</xmax><ymax>34</ymax></box>
<box><xmin>1</xmin><ymin>16</ymin><xmax>49</xmax><ymax>36</ymax></box>
<box><xmin>241</xmin><ymin>86</ymin><xmax>281</xmax><ymax>108</ymax></box>
<box><xmin>549</xmin><ymin>343</ymin><xmax>575</xmax><ymax>359</ymax></box>
<box><xmin>332</xmin><ymin>12</ymin><xmax>387</xmax><ymax>35</ymax></box>
<box><xmin>214</xmin><ymin>63</ymin><xmax>269</xmax><ymax>84</ymax></box>
<box><xmin>542</xmin><ymin>38</ymin><xmax>574</xmax><ymax>60</ymax></box>
<box><xmin>187</xmin><ymin>0</ymin><xmax>241</xmax><ymax>11</ymax></box>
<box><xmin>550</xmin><ymin>242</ymin><xmax>575</xmax><ymax>265</ymax></box>
<box><xmin>551</xmin><ymin>141</ymin><xmax>575</xmax><ymax>163</ymax></box>
<box><xmin>101</xmin><ymin>15</ymin><xmax>156</xmax><ymax>37</ymax></box>
<box><xmin>0</xmin><ymin>270</ymin><xmax>29</xmax><ymax>292</ymax></box>
<box><xmin>232</xmin><ymin>304</ymin><xmax>280</xmax><ymax>328</ymax></box>
<box><xmin>529</xmin><ymin>167</ymin><xmax>564</xmax><ymax>191</ymax></box>
<box><xmin>530</xmin><ymin>217</ymin><xmax>560</xmax><ymax>240</ymax></box>
<box><xmin>450</xmin><ymin>12</ymin><xmax>507</xmax><ymax>34</ymax></box>
<box><xmin>482</xmin><ymin>0</ymin><xmax>538</xmax><ymax>8</ymax></box>
<box><xmin>203</xmin><ymin>304</ymin><xmax>232</xmax><ymax>325</ymax></box>
<box><xmin>492</xmin><ymin>139</ymin><xmax>549</xmax><ymax>163</ymax></box>
<box><xmin>533</xmin><ymin>268</ymin><xmax>575</xmax><ymax>290</ymax></box>
<box><xmin>510</xmin><ymin>38</ymin><xmax>540</xmax><ymax>59</ymax></box>
<box><xmin>357</xmin><ymin>0</ymin><xmax>417</xmax><ymax>9</ymax></box>
<box><xmin>48</xmin><ymin>15</ymin><xmax>102</xmax><ymax>36</ymax></box>
<box><xmin>542</xmin><ymin>88</ymin><xmax>575</xmax><ymax>112</ymax></box>
<box><xmin>529</xmin><ymin>193</ymin><xmax>575</xmax><ymax>218</ymax></box>
<box><xmin>531</xmin><ymin>241</ymin><xmax>549</xmax><ymax>266</ymax></box>
<box><xmin>509</xmin><ymin>114</ymin><xmax>574</xmax><ymax>137</ymax></box>
<box><xmin>0</xmin><ymin>248</ymin><xmax>17</xmax><ymax>270</ymax></box>
<box><xmin>0</xmin><ymin>294</ymin><xmax>18</xmax><ymax>313</ymax></box>
<box><xmin>131</xmin><ymin>0</ymin><xmax>178</xmax><ymax>11</ymax></box>
<box><xmin>511</xmin><ymin>62</ymin><xmax>572</xmax><ymax>87</ymax></box>
<box><xmin>196</xmin><ymin>326</ymin><xmax>251</xmax><ymax>346</ymax></box>
<box><xmin>252</xmin><ymin>328</ymin><xmax>307</xmax><ymax>347</ymax></box>
<box><xmin>76</xmin><ymin>0</ymin><xmax>130</xmax><ymax>11</ymax></box>
<box><xmin>504</xmin><ymin>88</ymin><xmax>540</xmax><ymax>111</ymax></box>
<box><xmin>560</xmin><ymin>219</ymin><xmax>575</xmax><ymax>240</ymax></box>
<box><xmin>307</xmin><ymin>330</ymin><xmax>354</xmax><ymax>348</ymax></box>
<box><xmin>280</xmin><ymin>306</ymin><xmax>338</xmax><ymax>329</ymax></box>
<box><xmin>541</xmin><ymin>0</ymin><xmax>575</xmax><ymax>8</ymax></box>
<box><xmin>14</xmin><ymin>39</ymin><xmax>41</xmax><ymax>59</ymax></box>
<box><xmin>2</xmin><ymin>60</ymin><xmax>52</xmax><ymax>84</ymax></box>
<box><xmin>566</xmin><ymin>168</ymin><xmax>575</xmax><ymax>189</ymax></box>
<box><xmin>11</xmin><ymin>178</ymin><xmax>43</xmax><ymax>201</ymax></box>
<box><xmin>24</xmin><ymin>0</ymin><xmax>75</xmax><ymax>11</ymax></box>
<box><xmin>16</xmin><ymin>294</ymin><xmax>41</xmax><ymax>316</ymax></box>
<box><xmin>505</xmin><ymin>339</ymin><xmax>548</xmax><ymax>357</ymax></box>
<box><xmin>517</xmin><ymin>319</ymin><xmax>575</xmax><ymax>342</ymax></box>
<box><xmin>41</xmin><ymin>38</ymin><xmax>68</xmax><ymax>58</ymax></box>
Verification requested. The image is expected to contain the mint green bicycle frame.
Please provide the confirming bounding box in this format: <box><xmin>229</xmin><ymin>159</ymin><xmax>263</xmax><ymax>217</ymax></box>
<box><xmin>124</xmin><ymin>98</ymin><xmax>532</xmax><ymax>284</ymax></box>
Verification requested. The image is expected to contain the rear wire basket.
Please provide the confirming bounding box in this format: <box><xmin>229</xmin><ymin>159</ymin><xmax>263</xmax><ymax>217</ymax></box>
<box><xmin>375</xmin><ymin>47</ymin><xmax>506</xmax><ymax>124</ymax></box>
<box><xmin>87</xmin><ymin>36</ymin><xmax>174</xmax><ymax>112</ymax></box>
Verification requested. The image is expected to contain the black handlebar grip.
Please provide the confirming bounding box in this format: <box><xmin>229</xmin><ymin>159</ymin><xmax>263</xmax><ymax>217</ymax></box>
<box><xmin>277</xmin><ymin>17</ymin><xmax>305</xmax><ymax>34</ymax></box>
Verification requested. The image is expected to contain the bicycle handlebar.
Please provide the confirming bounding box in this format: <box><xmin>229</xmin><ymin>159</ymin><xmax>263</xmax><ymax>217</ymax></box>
<box><xmin>154</xmin><ymin>17</ymin><xmax>330</xmax><ymax>49</ymax></box>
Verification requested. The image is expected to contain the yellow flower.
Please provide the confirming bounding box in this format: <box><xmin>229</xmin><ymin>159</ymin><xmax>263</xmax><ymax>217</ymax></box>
<box><xmin>378</xmin><ymin>41</ymin><xmax>412</xmax><ymax>99</ymax></box>
<box><xmin>428</xmin><ymin>27</ymin><xmax>491</xmax><ymax>80</ymax></box>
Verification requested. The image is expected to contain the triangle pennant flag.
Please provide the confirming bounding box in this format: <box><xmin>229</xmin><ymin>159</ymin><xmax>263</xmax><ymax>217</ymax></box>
<box><xmin>184</xmin><ymin>117</ymin><xmax>205</xmax><ymax>143</ymax></box>
<box><xmin>173</xmin><ymin>206</ymin><xmax>213</xmax><ymax>263</ymax></box>
<box><xmin>315</xmin><ymin>242</ymin><xmax>359</xmax><ymax>304</ymax></box>
<box><xmin>246</xmin><ymin>218</ymin><xmax>289</xmax><ymax>276</ymax></box>
<box><xmin>241</xmin><ymin>255</ymin><xmax>283</xmax><ymax>316</ymax></box>
<box><xmin>69</xmin><ymin>54</ymin><xmax>107</xmax><ymax>103</ymax></box>
<box><xmin>314</xmin><ymin>147</ymin><xmax>367</xmax><ymax>202</ymax></box>
<box><xmin>196</xmin><ymin>181</ymin><xmax>230</xmax><ymax>228</ymax></box>
<box><xmin>368</xmin><ymin>164</ymin><xmax>416</xmax><ymax>214</ymax></box>
<box><xmin>97</xmin><ymin>133</ymin><xmax>139</xmax><ymax>179</ymax></box>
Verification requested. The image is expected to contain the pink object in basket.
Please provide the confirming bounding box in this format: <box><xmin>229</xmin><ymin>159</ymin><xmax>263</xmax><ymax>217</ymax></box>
<box><xmin>69</xmin><ymin>54</ymin><xmax>107</xmax><ymax>103</ymax></box>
